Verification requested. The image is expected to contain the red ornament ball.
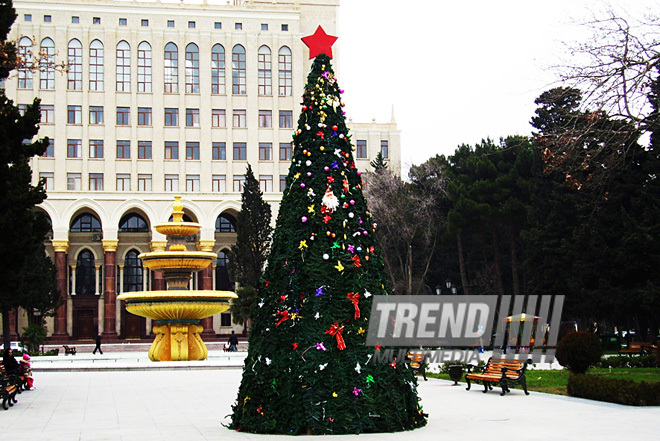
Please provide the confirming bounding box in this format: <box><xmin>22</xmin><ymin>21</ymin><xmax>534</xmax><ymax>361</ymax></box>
<box><xmin>332</xmin><ymin>125</ymin><xmax>338</xmax><ymax>131</ymax></box>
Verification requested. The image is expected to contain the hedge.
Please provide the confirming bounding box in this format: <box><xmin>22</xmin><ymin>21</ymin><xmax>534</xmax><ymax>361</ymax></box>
<box><xmin>567</xmin><ymin>374</ymin><xmax>660</xmax><ymax>406</ymax></box>
<box><xmin>598</xmin><ymin>354</ymin><xmax>658</xmax><ymax>369</ymax></box>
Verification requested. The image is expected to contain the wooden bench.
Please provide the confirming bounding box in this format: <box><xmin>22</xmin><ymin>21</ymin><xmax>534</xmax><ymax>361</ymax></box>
<box><xmin>0</xmin><ymin>362</ymin><xmax>19</xmax><ymax>410</ymax></box>
<box><xmin>465</xmin><ymin>357</ymin><xmax>531</xmax><ymax>396</ymax></box>
<box><xmin>407</xmin><ymin>352</ymin><xmax>427</xmax><ymax>381</ymax></box>
<box><xmin>618</xmin><ymin>342</ymin><xmax>653</xmax><ymax>356</ymax></box>
<box><xmin>63</xmin><ymin>345</ymin><xmax>77</xmax><ymax>355</ymax></box>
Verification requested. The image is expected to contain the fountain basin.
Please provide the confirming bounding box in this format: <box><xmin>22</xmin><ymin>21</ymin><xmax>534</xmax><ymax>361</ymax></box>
<box><xmin>138</xmin><ymin>251</ymin><xmax>217</xmax><ymax>272</ymax></box>
<box><xmin>153</xmin><ymin>221</ymin><xmax>202</xmax><ymax>237</ymax></box>
<box><xmin>117</xmin><ymin>290</ymin><xmax>237</xmax><ymax>321</ymax></box>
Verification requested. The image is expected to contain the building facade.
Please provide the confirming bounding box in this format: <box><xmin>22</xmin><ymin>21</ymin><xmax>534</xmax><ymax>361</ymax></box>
<box><xmin>2</xmin><ymin>0</ymin><xmax>400</xmax><ymax>342</ymax></box>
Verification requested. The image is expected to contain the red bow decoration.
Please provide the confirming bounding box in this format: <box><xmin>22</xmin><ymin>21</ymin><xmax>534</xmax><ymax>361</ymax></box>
<box><xmin>351</xmin><ymin>255</ymin><xmax>361</xmax><ymax>267</ymax></box>
<box><xmin>276</xmin><ymin>310</ymin><xmax>290</xmax><ymax>327</ymax></box>
<box><xmin>347</xmin><ymin>292</ymin><xmax>360</xmax><ymax>319</ymax></box>
<box><xmin>323</xmin><ymin>215</ymin><xmax>332</xmax><ymax>224</ymax></box>
<box><xmin>325</xmin><ymin>322</ymin><xmax>346</xmax><ymax>350</ymax></box>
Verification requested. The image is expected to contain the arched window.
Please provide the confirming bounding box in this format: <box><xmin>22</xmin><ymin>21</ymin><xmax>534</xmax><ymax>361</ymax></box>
<box><xmin>89</xmin><ymin>40</ymin><xmax>104</xmax><ymax>91</ymax></box>
<box><xmin>215</xmin><ymin>249</ymin><xmax>232</xmax><ymax>290</ymax></box>
<box><xmin>67</xmin><ymin>39</ymin><xmax>82</xmax><ymax>90</ymax></box>
<box><xmin>137</xmin><ymin>41</ymin><xmax>152</xmax><ymax>93</ymax></box>
<box><xmin>116</xmin><ymin>41</ymin><xmax>131</xmax><ymax>92</ymax></box>
<box><xmin>258</xmin><ymin>45</ymin><xmax>272</xmax><ymax>96</ymax></box>
<box><xmin>119</xmin><ymin>213</ymin><xmax>149</xmax><ymax>232</ymax></box>
<box><xmin>40</xmin><ymin>38</ymin><xmax>55</xmax><ymax>90</ymax></box>
<box><xmin>164</xmin><ymin>42</ymin><xmax>178</xmax><ymax>93</ymax></box>
<box><xmin>215</xmin><ymin>214</ymin><xmax>236</xmax><ymax>233</ymax></box>
<box><xmin>185</xmin><ymin>43</ymin><xmax>199</xmax><ymax>94</ymax></box>
<box><xmin>18</xmin><ymin>37</ymin><xmax>33</xmax><ymax>89</ymax></box>
<box><xmin>76</xmin><ymin>249</ymin><xmax>96</xmax><ymax>296</ymax></box>
<box><xmin>123</xmin><ymin>249</ymin><xmax>143</xmax><ymax>293</ymax></box>
<box><xmin>211</xmin><ymin>44</ymin><xmax>225</xmax><ymax>94</ymax></box>
<box><xmin>70</xmin><ymin>213</ymin><xmax>102</xmax><ymax>232</ymax></box>
<box><xmin>232</xmin><ymin>44</ymin><xmax>246</xmax><ymax>95</ymax></box>
<box><xmin>278</xmin><ymin>46</ymin><xmax>292</xmax><ymax>96</ymax></box>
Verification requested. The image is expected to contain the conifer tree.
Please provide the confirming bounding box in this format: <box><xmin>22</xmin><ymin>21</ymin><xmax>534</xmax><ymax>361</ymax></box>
<box><xmin>0</xmin><ymin>0</ymin><xmax>51</xmax><ymax>348</ymax></box>
<box><xmin>229</xmin><ymin>30</ymin><xmax>426</xmax><ymax>435</ymax></box>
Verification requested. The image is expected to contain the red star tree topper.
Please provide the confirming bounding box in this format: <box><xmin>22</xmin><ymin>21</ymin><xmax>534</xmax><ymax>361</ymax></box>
<box><xmin>301</xmin><ymin>25</ymin><xmax>338</xmax><ymax>59</ymax></box>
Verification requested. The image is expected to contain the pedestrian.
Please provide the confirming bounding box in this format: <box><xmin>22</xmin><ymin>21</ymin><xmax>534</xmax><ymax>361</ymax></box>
<box><xmin>2</xmin><ymin>348</ymin><xmax>20</xmax><ymax>374</ymax></box>
<box><xmin>93</xmin><ymin>332</ymin><xmax>103</xmax><ymax>354</ymax></box>
<box><xmin>19</xmin><ymin>354</ymin><xmax>35</xmax><ymax>390</ymax></box>
<box><xmin>228</xmin><ymin>330</ymin><xmax>239</xmax><ymax>352</ymax></box>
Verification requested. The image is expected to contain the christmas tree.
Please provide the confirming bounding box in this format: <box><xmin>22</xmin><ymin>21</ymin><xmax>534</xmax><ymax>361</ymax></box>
<box><xmin>229</xmin><ymin>27</ymin><xmax>426</xmax><ymax>435</ymax></box>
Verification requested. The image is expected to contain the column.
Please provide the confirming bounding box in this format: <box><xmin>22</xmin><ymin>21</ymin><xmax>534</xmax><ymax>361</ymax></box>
<box><xmin>199</xmin><ymin>240</ymin><xmax>216</xmax><ymax>336</ymax></box>
<box><xmin>102</xmin><ymin>240</ymin><xmax>118</xmax><ymax>338</ymax></box>
<box><xmin>51</xmin><ymin>240</ymin><xmax>69</xmax><ymax>337</ymax></box>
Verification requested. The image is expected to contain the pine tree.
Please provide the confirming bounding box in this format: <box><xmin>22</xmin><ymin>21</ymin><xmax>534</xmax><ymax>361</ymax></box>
<box><xmin>229</xmin><ymin>51</ymin><xmax>426</xmax><ymax>434</ymax></box>
<box><xmin>0</xmin><ymin>0</ymin><xmax>51</xmax><ymax>348</ymax></box>
<box><xmin>228</xmin><ymin>164</ymin><xmax>272</xmax><ymax>327</ymax></box>
<box><xmin>370</xmin><ymin>151</ymin><xmax>388</xmax><ymax>173</ymax></box>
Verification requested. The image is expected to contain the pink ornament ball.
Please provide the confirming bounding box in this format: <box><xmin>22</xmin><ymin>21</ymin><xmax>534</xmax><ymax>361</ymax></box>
<box><xmin>301</xmin><ymin>216</ymin><xmax>308</xmax><ymax>223</ymax></box>
<box><xmin>324</xmin><ymin>166</ymin><xmax>330</xmax><ymax>171</ymax></box>
<box><xmin>357</xmin><ymin>171</ymin><xmax>362</xmax><ymax>176</ymax></box>
<box><xmin>363</xmin><ymin>231</ymin><xmax>368</xmax><ymax>235</ymax></box>
<box><xmin>350</xmin><ymin>200</ymin><xmax>355</xmax><ymax>205</ymax></box>
<box><xmin>300</xmin><ymin>183</ymin><xmax>306</xmax><ymax>188</ymax></box>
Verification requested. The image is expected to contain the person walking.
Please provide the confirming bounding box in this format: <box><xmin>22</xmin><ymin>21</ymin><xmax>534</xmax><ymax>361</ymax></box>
<box><xmin>228</xmin><ymin>331</ymin><xmax>239</xmax><ymax>352</ymax></box>
<box><xmin>93</xmin><ymin>333</ymin><xmax>103</xmax><ymax>354</ymax></box>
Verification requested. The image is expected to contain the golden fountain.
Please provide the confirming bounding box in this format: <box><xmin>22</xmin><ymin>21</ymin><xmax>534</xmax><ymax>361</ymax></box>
<box><xmin>117</xmin><ymin>196</ymin><xmax>236</xmax><ymax>361</ymax></box>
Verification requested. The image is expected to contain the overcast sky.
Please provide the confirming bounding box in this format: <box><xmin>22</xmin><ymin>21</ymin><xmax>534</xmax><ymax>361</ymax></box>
<box><xmin>336</xmin><ymin>0</ymin><xmax>657</xmax><ymax>173</ymax></box>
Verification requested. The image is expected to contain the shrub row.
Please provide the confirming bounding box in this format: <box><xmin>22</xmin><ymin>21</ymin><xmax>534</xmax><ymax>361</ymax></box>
<box><xmin>567</xmin><ymin>374</ymin><xmax>660</xmax><ymax>406</ymax></box>
<box><xmin>598</xmin><ymin>354</ymin><xmax>659</xmax><ymax>369</ymax></box>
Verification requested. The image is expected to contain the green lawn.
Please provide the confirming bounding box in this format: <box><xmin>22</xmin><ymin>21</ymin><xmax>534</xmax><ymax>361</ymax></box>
<box><xmin>427</xmin><ymin>368</ymin><xmax>660</xmax><ymax>396</ymax></box>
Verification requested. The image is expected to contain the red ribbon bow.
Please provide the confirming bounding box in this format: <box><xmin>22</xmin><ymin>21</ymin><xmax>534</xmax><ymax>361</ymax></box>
<box><xmin>347</xmin><ymin>292</ymin><xmax>360</xmax><ymax>319</ymax></box>
<box><xmin>276</xmin><ymin>310</ymin><xmax>290</xmax><ymax>327</ymax></box>
<box><xmin>325</xmin><ymin>322</ymin><xmax>346</xmax><ymax>350</ymax></box>
<box><xmin>351</xmin><ymin>255</ymin><xmax>361</xmax><ymax>267</ymax></box>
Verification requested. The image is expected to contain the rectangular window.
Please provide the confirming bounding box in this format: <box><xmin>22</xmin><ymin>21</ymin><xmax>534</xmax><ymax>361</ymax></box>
<box><xmin>89</xmin><ymin>173</ymin><xmax>104</xmax><ymax>191</ymax></box>
<box><xmin>233</xmin><ymin>109</ymin><xmax>246</xmax><ymax>127</ymax></box>
<box><xmin>214</xmin><ymin>22</ymin><xmax>222</xmax><ymax>29</ymax></box>
<box><xmin>233</xmin><ymin>142</ymin><xmax>247</xmax><ymax>161</ymax></box>
<box><xmin>380</xmin><ymin>140</ymin><xmax>389</xmax><ymax>159</ymax></box>
<box><xmin>220</xmin><ymin>312</ymin><xmax>232</xmax><ymax>327</ymax></box>
<box><xmin>89</xmin><ymin>139</ymin><xmax>104</xmax><ymax>158</ymax></box>
<box><xmin>261</xmin><ymin>23</ymin><xmax>268</xmax><ymax>31</ymax></box>
<box><xmin>186</xmin><ymin>174</ymin><xmax>200</xmax><ymax>191</ymax></box>
<box><xmin>42</xmin><ymin>139</ymin><xmax>54</xmax><ymax>158</ymax></box>
<box><xmin>259</xmin><ymin>142</ymin><xmax>272</xmax><ymax>161</ymax></box>
<box><xmin>24</xmin><ymin>14</ymin><xmax>31</xmax><ymax>21</ymax></box>
<box><xmin>41</xmin><ymin>105</ymin><xmax>54</xmax><ymax>123</ymax></box>
<box><xmin>188</xmin><ymin>21</ymin><xmax>195</xmax><ymax>29</ymax></box>
<box><xmin>116</xmin><ymin>107</ymin><xmax>130</xmax><ymax>125</ymax></box>
<box><xmin>212</xmin><ymin>142</ymin><xmax>226</xmax><ymax>160</ymax></box>
<box><xmin>138</xmin><ymin>174</ymin><xmax>152</xmax><ymax>192</ymax></box>
<box><xmin>185</xmin><ymin>108</ymin><xmax>200</xmax><ymax>127</ymax></box>
<box><xmin>279</xmin><ymin>110</ymin><xmax>293</xmax><ymax>128</ymax></box>
<box><xmin>137</xmin><ymin>107</ymin><xmax>152</xmax><ymax>126</ymax></box>
<box><xmin>235</xmin><ymin>23</ymin><xmax>242</xmax><ymax>30</ymax></box>
<box><xmin>93</xmin><ymin>17</ymin><xmax>101</xmax><ymax>24</ymax></box>
<box><xmin>119</xmin><ymin>18</ymin><xmax>127</xmax><ymax>26</ymax></box>
<box><xmin>165</xmin><ymin>174</ymin><xmax>179</xmax><ymax>192</ymax></box>
<box><xmin>164</xmin><ymin>141</ymin><xmax>179</xmax><ymax>160</ymax></box>
<box><xmin>259</xmin><ymin>175</ymin><xmax>273</xmax><ymax>193</ymax></box>
<box><xmin>116</xmin><ymin>174</ymin><xmax>130</xmax><ymax>191</ymax></box>
<box><xmin>67</xmin><ymin>139</ymin><xmax>81</xmax><ymax>158</ymax></box>
<box><xmin>67</xmin><ymin>173</ymin><xmax>81</xmax><ymax>190</ymax></box>
<box><xmin>17</xmin><ymin>104</ymin><xmax>28</xmax><ymax>116</ymax></box>
<box><xmin>258</xmin><ymin>110</ymin><xmax>272</xmax><ymax>128</ymax></box>
<box><xmin>116</xmin><ymin>140</ymin><xmax>130</xmax><ymax>159</ymax></box>
<box><xmin>186</xmin><ymin>142</ymin><xmax>200</xmax><ymax>160</ymax></box>
<box><xmin>67</xmin><ymin>105</ymin><xmax>82</xmax><ymax>124</ymax></box>
<box><xmin>279</xmin><ymin>142</ymin><xmax>292</xmax><ymax>161</ymax></box>
<box><xmin>141</xmin><ymin>19</ymin><xmax>149</xmax><ymax>27</ymax></box>
<box><xmin>138</xmin><ymin>141</ymin><xmax>152</xmax><ymax>159</ymax></box>
<box><xmin>164</xmin><ymin>108</ymin><xmax>178</xmax><ymax>126</ymax></box>
<box><xmin>282</xmin><ymin>24</ymin><xmax>289</xmax><ymax>31</ymax></box>
<box><xmin>356</xmin><ymin>139</ymin><xmax>367</xmax><ymax>159</ymax></box>
<box><xmin>233</xmin><ymin>175</ymin><xmax>245</xmax><ymax>192</ymax></box>
<box><xmin>167</xmin><ymin>20</ymin><xmax>175</xmax><ymax>28</ymax></box>
<box><xmin>39</xmin><ymin>172</ymin><xmax>54</xmax><ymax>190</ymax></box>
<box><xmin>212</xmin><ymin>109</ymin><xmax>226</xmax><ymax>127</ymax></box>
<box><xmin>89</xmin><ymin>106</ymin><xmax>104</xmax><ymax>124</ymax></box>
<box><xmin>44</xmin><ymin>15</ymin><xmax>51</xmax><ymax>22</ymax></box>
<box><xmin>72</xmin><ymin>16</ymin><xmax>79</xmax><ymax>24</ymax></box>
<box><xmin>212</xmin><ymin>175</ymin><xmax>226</xmax><ymax>192</ymax></box>
<box><xmin>280</xmin><ymin>175</ymin><xmax>287</xmax><ymax>192</ymax></box>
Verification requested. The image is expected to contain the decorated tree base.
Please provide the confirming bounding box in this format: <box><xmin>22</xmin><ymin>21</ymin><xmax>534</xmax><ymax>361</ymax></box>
<box><xmin>229</xmin><ymin>29</ymin><xmax>426</xmax><ymax>435</ymax></box>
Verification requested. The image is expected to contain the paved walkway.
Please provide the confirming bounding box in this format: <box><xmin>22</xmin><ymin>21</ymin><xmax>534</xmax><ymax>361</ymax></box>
<box><xmin>2</xmin><ymin>351</ymin><xmax>656</xmax><ymax>440</ymax></box>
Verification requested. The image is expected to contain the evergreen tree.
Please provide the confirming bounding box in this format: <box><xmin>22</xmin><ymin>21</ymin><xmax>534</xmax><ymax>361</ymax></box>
<box><xmin>230</xmin><ymin>53</ymin><xmax>426</xmax><ymax>434</ymax></box>
<box><xmin>0</xmin><ymin>0</ymin><xmax>50</xmax><ymax>348</ymax></box>
<box><xmin>228</xmin><ymin>164</ymin><xmax>272</xmax><ymax>327</ymax></box>
<box><xmin>370</xmin><ymin>151</ymin><xmax>388</xmax><ymax>173</ymax></box>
